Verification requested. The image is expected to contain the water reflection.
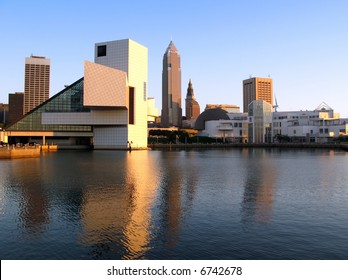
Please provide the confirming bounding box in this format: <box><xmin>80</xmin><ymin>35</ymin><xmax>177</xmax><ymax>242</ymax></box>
<box><xmin>11</xmin><ymin>159</ymin><xmax>50</xmax><ymax>235</ymax></box>
<box><xmin>79</xmin><ymin>151</ymin><xmax>160</xmax><ymax>259</ymax></box>
<box><xmin>122</xmin><ymin>151</ymin><xmax>160</xmax><ymax>259</ymax></box>
<box><xmin>241</xmin><ymin>149</ymin><xmax>277</xmax><ymax>224</ymax></box>
<box><xmin>1</xmin><ymin>149</ymin><xmax>348</xmax><ymax>259</ymax></box>
<box><xmin>157</xmin><ymin>152</ymin><xmax>183</xmax><ymax>249</ymax></box>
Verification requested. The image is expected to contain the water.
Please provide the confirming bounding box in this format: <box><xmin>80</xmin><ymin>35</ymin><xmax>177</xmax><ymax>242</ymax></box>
<box><xmin>0</xmin><ymin>148</ymin><xmax>347</xmax><ymax>260</ymax></box>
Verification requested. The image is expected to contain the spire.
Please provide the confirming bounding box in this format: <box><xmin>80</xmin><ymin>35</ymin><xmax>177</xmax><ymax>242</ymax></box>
<box><xmin>186</xmin><ymin>79</ymin><xmax>195</xmax><ymax>99</ymax></box>
<box><xmin>166</xmin><ymin>40</ymin><xmax>179</xmax><ymax>54</ymax></box>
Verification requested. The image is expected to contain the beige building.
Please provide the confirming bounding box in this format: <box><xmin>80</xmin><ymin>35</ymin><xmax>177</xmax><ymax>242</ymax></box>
<box><xmin>147</xmin><ymin>97</ymin><xmax>159</xmax><ymax>125</ymax></box>
<box><xmin>24</xmin><ymin>56</ymin><xmax>50</xmax><ymax>114</ymax></box>
<box><xmin>243</xmin><ymin>77</ymin><xmax>273</xmax><ymax>113</ymax></box>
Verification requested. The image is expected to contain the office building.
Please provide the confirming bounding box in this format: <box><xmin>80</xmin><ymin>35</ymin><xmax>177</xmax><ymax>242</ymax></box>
<box><xmin>185</xmin><ymin>79</ymin><xmax>200</xmax><ymax>120</ymax></box>
<box><xmin>24</xmin><ymin>56</ymin><xmax>50</xmax><ymax>114</ymax></box>
<box><xmin>8</xmin><ymin>92</ymin><xmax>24</xmax><ymax>124</ymax></box>
<box><xmin>161</xmin><ymin>41</ymin><xmax>182</xmax><ymax>127</ymax></box>
<box><xmin>243</xmin><ymin>77</ymin><xmax>273</xmax><ymax>113</ymax></box>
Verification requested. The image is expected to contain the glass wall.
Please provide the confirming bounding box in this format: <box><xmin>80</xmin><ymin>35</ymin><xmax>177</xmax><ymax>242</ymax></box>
<box><xmin>7</xmin><ymin>78</ymin><xmax>92</xmax><ymax>132</ymax></box>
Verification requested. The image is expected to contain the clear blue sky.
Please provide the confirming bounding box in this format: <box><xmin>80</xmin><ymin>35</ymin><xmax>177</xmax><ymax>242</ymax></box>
<box><xmin>1</xmin><ymin>0</ymin><xmax>347</xmax><ymax>116</ymax></box>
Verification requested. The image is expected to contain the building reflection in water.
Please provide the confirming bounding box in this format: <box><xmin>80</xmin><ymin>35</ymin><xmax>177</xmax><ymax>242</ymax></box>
<box><xmin>11</xmin><ymin>158</ymin><xmax>49</xmax><ymax>234</ymax></box>
<box><xmin>158</xmin><ymin>152</ymin><xmax>183</xmax><ymax>249</ymax></box>
<box><xmin>156</xmin><ymin>151</ymin><xmax>198</xmax><ymax>250</ymax></box>
<box><xmin>122</xmin><ymin>151</ymin><xmax>161</xmax><ymax>259</ymax></box>
<box><xmin>79</xmin><ymin>151</ymin><xmax>160</xmax><ymax>259</ymax></box>
<box><xmin>241</xmin><ymin>149</ymin><xmax>277</xmax><ymax>224</ymax></box>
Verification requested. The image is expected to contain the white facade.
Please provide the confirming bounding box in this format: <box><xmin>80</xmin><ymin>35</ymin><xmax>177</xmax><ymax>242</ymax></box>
<box><xmin>196</xmin><ymin>101</ymin><xmax>347</xmax><ymax>144</ymax></box>
<box><xmin>273</xmin><ymin>107</ymin><xmax>348</xmax><ymax>143</ymax></box>
<box><xmin>202</xmin><ymin>113</ymin><xmax>248</xmax><ymax>143</ymax></box>
<box><xmin>94</xmin><ymin>39</ymin><xmax>148</xmax><ymax>149</ymax></box>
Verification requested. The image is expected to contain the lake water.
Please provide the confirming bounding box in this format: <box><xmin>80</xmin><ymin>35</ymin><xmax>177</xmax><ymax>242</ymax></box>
<box><xmin>0</xmin><ymin>148</ymin><xmax>347</xmax><ymax>260</ymax></box>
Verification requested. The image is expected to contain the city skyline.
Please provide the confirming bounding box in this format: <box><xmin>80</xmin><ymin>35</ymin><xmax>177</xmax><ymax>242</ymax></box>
<box><xmin>0</xmin><ymin>0</ymin><xmax>347</xmax><ymax>117</ymax></box>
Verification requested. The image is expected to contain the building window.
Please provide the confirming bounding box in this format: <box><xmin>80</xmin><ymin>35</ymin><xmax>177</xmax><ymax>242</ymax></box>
<box><xmin>129</xmin><ymin>87</ymin><xmax>135</xmax><ymax>124</ymax></box>
<box><xmin>143</xmin><ymin>82</ymin><xmax>147</xmax><ymax>101</ymax></box>
<box><xmin>97</xmin><ymin>45</ymin><xmax>107</xmax><ymax>57</ymax></box>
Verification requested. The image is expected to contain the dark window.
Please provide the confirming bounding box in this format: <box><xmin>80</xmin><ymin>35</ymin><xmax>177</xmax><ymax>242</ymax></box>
<box><xmin>97</xmin><ymin>45</ymin><xmax>107</xmax><ymax>57</ymax></box>
<box><xmin>129</xmin><ymin>87</ymin><xmax>135</xmax><ymax>124</ymax></box>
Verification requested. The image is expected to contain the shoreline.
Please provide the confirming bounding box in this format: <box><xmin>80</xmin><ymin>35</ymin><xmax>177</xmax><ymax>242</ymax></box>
<box><xmin>149</xmin><ymin>143</ymin><xmax>348</xmax><ymax>151</ymax></box>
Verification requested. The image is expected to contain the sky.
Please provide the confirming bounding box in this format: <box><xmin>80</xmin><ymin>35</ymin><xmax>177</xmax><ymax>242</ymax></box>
<box><xmin>0</xmin><ymin>0</ymin><xmax>347</xmax><ymax>117</ymax></box>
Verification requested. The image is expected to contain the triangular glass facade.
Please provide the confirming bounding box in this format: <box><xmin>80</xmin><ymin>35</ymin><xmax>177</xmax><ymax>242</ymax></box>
<box><xmin>7</xmin><ymin>78</ymin><xmax>92</xmax><ymax>132</ymax></box>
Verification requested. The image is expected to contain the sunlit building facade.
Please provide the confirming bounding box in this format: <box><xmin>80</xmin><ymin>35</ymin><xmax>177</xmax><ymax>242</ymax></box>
<box><xmin>272</xmin><ymin>102</ymin><xmax>348</xmax><ymax>143</ymax></box>
<box><xmin>161</xmin><ymin>41</ymin><xmax>182</xmax><ymax>127</ymax></box>
<box><xmin>243</xmin><ymin>77</ymin><xmax>273</xmax><ymax>113</ymax></box>
<box><xmin>5</xmin><ymin>39</ymin><xmax>148</xmax><ymax>150</ymax></box>
<box><xmin>95</xmin><ymin>39</ymin><xmax>148</xmax><ymax>148</ymax></box>
<box><xmin>24</xmin><ymin>56</ymin><xmax>50</xmax><ymax>114</ymax></box>
<box><xmin>147</xmin><ymin>97</ymin><xmax>159</xmax><ymax>126</ymax></box>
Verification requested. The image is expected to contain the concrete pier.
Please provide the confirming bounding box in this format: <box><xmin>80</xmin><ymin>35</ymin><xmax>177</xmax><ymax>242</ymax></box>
<box><xmin>0</xmin><ymin>146</ymin><xmax>41</xmax><ymax>159</ymax></box>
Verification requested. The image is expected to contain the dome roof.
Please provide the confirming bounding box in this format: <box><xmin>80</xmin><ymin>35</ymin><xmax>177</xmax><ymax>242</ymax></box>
<box><xmin>194</xmin><ymin>108</ymin><xmax>229</xmax><ymax>130</ymax></box>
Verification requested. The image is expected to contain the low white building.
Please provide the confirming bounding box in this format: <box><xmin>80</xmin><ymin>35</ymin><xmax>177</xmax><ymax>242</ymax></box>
<box><xmin>273</xmin><ymin>102</ymin><xmax>348</xmax><ymax>143</ymax></box>
<box><xmin>205</xmin><ymin>113</ymin><xmax>248</xmax><ymax>143</ymax></box>
<box><xmin>195</xmin><ymin>101</ymin><xmax>347</xmax><ymax>144</ymax></box>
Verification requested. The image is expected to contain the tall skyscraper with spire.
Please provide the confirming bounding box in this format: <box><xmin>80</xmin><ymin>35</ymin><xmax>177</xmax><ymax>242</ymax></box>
<box><xmin>185</xmin><ymin>79</ymin><xmax>200</xmax><ymax>119</ymax></box>
<box><xmin>161</xmin><ymin>41</ymin><xmax>182</xmax><ymax>127</ymax></box>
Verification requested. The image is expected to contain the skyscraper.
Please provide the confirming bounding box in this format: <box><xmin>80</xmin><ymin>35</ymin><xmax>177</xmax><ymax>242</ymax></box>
<box><xmin>8</xmin><ymin>92</ymin><xmax>24</xmax><ymax>124</ymax></box>
<box><xmin>24</xmin><ymin>56</ymin><xmax>50</xmax><ymax>114</ymax></box>
<box><xmin>243</xmin><ymin>77</ymin><xmax>273</xmax><ymax>113</ymax></box>
<box><xmin>161</xmin><ymin>41</ymin><xmax>182</xmax><ymax>127</ymax></box>
<box><xmin>185</xmin><ymin>79</ymin><xmax>200</xmax><ymax>119</ymax></box>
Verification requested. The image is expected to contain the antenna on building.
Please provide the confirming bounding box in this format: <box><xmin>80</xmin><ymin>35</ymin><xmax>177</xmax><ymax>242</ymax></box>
<box><xmin>273</xmin><ymin>94</ymin><xmax>279</xmax><ymax>112</ymax></box>
<box><xmin>249</xmin><ymin>74</ymin><xmax>252</xmax><ymax>78</ymax></box>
